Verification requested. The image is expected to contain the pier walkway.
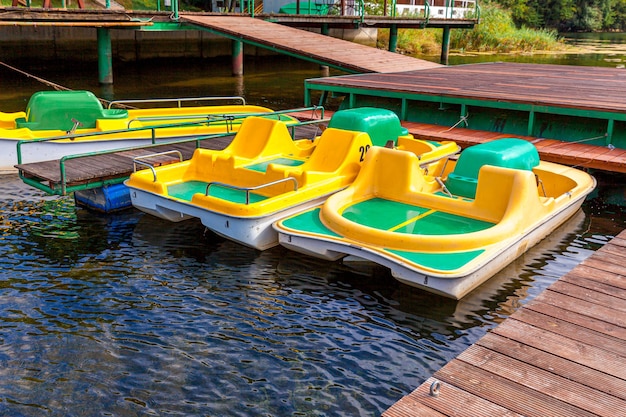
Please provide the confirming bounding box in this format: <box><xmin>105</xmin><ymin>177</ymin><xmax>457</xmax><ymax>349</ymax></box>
<box><xmin>0</xmin><ymin>7</ymin><xmax>453</xmax><ymax>74</ymax></box>
<box><xmin>383</xmin><ymin>229</ymin><xmax>626</xmax><ymax>417</ymax></box>
<box><xmin>402</xmin><ymin>121</ymin><xmax>626</xmax><ymax>173</ymax></box>
<box><xmin>180</xmin><ymin>14</ymin><xmax>442</xmax><ymax>73</ymax></box>
<box><xmin>290</xmin><ymin>109</ymin><xmax>626</xmax><ymax>174</ymax></box>
<box><xmin>305</xmin><ymin>63</ymin><xmax>626</xmax><ymax>150</ymax></box>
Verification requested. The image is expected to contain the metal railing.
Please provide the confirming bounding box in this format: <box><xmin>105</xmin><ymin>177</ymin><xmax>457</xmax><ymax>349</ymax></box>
<box><xmin>133</xmin><ymin>150</ymin><xmax>184</xmax><ymax>182</ymax></box>
<box><xmin>205</xmin><ymin>177</ymin><xmax>299</xmax><ymax>204</ymax></box>
<box><xmin>107</xmin><ymin>96</ymin><xmax>247</xmax><ymax>109</ymax></box>
<box><xmin>389</xmin><ymin>0</ymin><xmax>479</xmax><ymax>19</ymax></box>
<box><xmin>16</xmin><ymin>105</ymin><xmax>325</xmax><ymax>196</ymax></box>
<box><xmin>15</xmin><ymin>105</ymin><xmax>321</xmax><ymax>165</ymax></box>
<box><xmin>138</xmin><ymin>0</ymin><xmax>479</xmax><ymax>21</ymax></box>
<box><xmin>14</xmin><ymin>0</ymin><xmax>479</xmax><ymax>21</ymax></box>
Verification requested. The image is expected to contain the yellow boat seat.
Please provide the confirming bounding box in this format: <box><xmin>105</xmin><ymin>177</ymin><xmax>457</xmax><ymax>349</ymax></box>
<box><xmin>224</xmin><ymin>116</ymin><xmax>300</xmax><ymax>161</ymax></box>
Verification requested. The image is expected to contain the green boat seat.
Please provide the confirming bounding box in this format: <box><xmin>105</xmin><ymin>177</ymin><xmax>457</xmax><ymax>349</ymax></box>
<box><xmin>445</xmin><ymin>138</ymin><xmax>540</xmax><ymax>199</ymax></box>
<box><xmin>15</xmin><ymin>90</ymin><xmax>128</xmax><ymax>131</ymax></box>
<box><xmin>328</xmin><ymin>107</ymin><xmax>409</xmax><ymax>147</ymax></box>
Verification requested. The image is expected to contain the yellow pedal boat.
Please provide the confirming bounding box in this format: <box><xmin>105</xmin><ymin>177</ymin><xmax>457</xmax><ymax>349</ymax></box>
<box><xmin>125</xmin><ymin>107</ymin><xmax>459</xmax><ymax>250</ymax></box>
<box><xmin>274</xmin><ymin>139</ymin><xmax>596</xmax><ymax>299</ymax></box>
<box><xmin>0</xmin><ymin>90</ymin><xmax>296</xmax><ymax>172</ymax></box>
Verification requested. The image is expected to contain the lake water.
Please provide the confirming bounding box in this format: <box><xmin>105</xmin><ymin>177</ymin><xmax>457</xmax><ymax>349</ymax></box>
<box><xmin>0</xmin><ymin>37</ymin><xmax>625</xmax><ymax>416</ymax></box>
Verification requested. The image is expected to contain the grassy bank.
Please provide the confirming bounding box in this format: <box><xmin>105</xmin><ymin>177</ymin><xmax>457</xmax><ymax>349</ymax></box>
<box><xmin>378</xmin><ymin>3</ymin><xmax>566</xmax><ymax>56</ymax></box>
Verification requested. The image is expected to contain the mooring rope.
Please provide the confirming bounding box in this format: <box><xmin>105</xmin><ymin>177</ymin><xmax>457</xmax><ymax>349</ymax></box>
<box><xmin>441</xmin><ymin>114</ymin><xmax>469</xmax><ymax>132</ymax></box>
<box><xmin>568</xmin><ymin>133</ymin><xmax>609</xmax><ymax>145</ymax></box>
<box><xmin>551</xmin><ymin>133</ymin><xmax>616</xmax><ymax>170</ymax></box>
<box><xmin>0</xmin><ymin>60</ymin><xmax>70</xmax><ymax>91</ymax></box>
<box><xmin>0</xmin><ymin>60</ymin><xmax>135</xmax><ymax>108</ymax></box>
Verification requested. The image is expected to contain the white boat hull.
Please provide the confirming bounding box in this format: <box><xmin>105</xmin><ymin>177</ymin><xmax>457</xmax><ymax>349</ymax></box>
<box><xmin>277</xmin><ymin>197</ymin><xmax>586</xmax><ymax>299</ymax></box>
<box><xmin>128</xmin><ymin>186</ymin><xmax>329</xmax><ymax>251</ymax></box>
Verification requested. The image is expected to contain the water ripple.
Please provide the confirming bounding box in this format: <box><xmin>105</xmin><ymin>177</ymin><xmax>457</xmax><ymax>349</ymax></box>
<box><xmin>0</xmin><ymin>174</ymin><xmax>620</xmax><ymax>416</ymax></box>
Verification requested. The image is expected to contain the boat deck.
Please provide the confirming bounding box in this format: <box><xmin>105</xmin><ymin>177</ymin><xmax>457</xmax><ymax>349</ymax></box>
<box><xmin>168</xmin><ymin>181</ymin><xmax>268</xmax><ymax>204</ymax></box>
<box><xmin>383</xmin><ymin>229</ymin><xmax>626</xmax><ymax>417</ymax></box>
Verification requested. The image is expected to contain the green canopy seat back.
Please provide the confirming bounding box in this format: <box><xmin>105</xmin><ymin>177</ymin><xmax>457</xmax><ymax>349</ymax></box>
<box><xmin>445</xmin><ymin>138</ymin><xmax>540</xmax><ymax>199</ymax></box>
<box><xmin>328</xmin><ymin>107</ymin><xmax>409</xmax><ymax>148</ymax></box>
<box><xmin>15</xmin><ymin>90</ymin><xmax>128</xmax><ymax>131</ymax></box>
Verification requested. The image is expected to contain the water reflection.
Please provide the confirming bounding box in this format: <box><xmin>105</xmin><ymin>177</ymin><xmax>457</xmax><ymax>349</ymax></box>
<box><xmin>0</xmin><ymin>169</ymin><xmax>615</xmax><ymax>416</ymax></box>
<box><xmin>0</xmin><ymin>48</ymin><xmax>624</xmax><ymax>414</ymax></box>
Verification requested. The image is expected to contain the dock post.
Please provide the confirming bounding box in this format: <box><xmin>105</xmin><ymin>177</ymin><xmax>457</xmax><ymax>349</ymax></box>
<box><xmin>97</xmin><ymin>28</ymin><xmax>113</xmax><ymax>84</ymax></box>
<box><xmin>440</xmin><ymin>25</ymin><xmax>450</xmax><ymax>65</ymax></box>
<box><xmin>389</xmin><ymin>24</ymin><xmax>398</xmax><ymax>53</ymax></box>
<box><xmin>232</xmin><ymin>40</ymin><xmax>243</xmax><ymax>76</ymax></box>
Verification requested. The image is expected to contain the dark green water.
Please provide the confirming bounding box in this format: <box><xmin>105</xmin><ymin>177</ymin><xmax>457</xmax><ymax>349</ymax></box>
<box><xmin>0</xmin><ymin>42</ymin><xmax>624</xmax><ymax>416</ymax></box>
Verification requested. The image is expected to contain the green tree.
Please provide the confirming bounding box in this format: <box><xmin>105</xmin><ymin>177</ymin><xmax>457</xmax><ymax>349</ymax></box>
<box><xmin>491</xmin><ymin>0</ymin><xmax>626</xmax><ymax>30</ymax></box>
<box><xmin>612</xmin><ymin>0</ymin><xmax>626</xmax><ymax>30</ymax></box>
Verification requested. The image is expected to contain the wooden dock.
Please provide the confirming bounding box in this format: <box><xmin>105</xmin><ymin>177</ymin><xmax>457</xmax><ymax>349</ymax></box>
<box><xmin>180</xmin><ymin>15</ymin><xmax>442</xmax><ymax>73</ymax></box>
<box><xmin>306</xmin><ymin>62</ymin><xmax>626</xmax><ymax>113</ymax></box>
<box><xmin>383</xmin><ymin>230</ymin><xmax>626</xmax><ymax>417</ymax></box>
<box><xmin>305</xmin><ymin>62</ymin><xmax>626</xmax><ymax>155</ymax></box>
<box><xmin>0</xmin><ymin>7</ymin><xmax>467</xmax><ymax>75</ymax></box>
<box><xmin>403</xmin><ymin>121</ymin><xmax>626</xmax><ymax>174</ymax></box>
<box><xmin>15</xmin><ymin>136</ymin><xmax>234</xmax><ymax>195</ymax></box>
<box><xmin>290</xmin><ymin>109</ymin><xmax>626</xmax><ymax>174</ymax></box>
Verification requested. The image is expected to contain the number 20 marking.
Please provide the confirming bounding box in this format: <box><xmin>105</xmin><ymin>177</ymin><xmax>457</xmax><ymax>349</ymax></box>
<box><xmin>359</xmin><ymin>145</ymin><xmax>371</xmax><ymax>162</ymax></box>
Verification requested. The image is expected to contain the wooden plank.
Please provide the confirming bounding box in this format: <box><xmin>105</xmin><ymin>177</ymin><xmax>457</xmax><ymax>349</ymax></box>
<box><xmin>564</xmin><ymin>263</ymin><xmax>626</xmax><ymax>291</ymax></box>
<box><xmin>15</xmin><ymin>134</ymin><xmax>238</xmax><ymax>195</ymax></box>
<box><xmin>561</xmin><ymin>268</ymin><xmax>626</xmax><ymax>298</ymax></box>
<box><xmin>598</xmin><ymin>239</ymin><xmax>626</xmax><ymax>258</ymax></box>
<box><xmin>457</xmin><ymin>344</ymin><xmax>625</xmax><ymax>417</ymax></box>
<box><xmin>511</xmin><ymin>302</ymin><xmax>626</xmax><ymax>355</ymax></box>
<box><xmin>525</xmin><ymin>296</ymin><xmax>626</xmax><ymax>340</ymax></box>
<box><xmin>609</xmin><ymin>236</ymin><xmax>626</xmax><ymax>248</ymax></box>
<box><xmin>296</xmin><ymin>110</ymin><xmax>626</xmax><ymax>173</ymax></box>
<box><xmin>434</xmin><ymin>360</ymin><xmax>598</xmax><ymax>417</ymax></box>
<box><xmin>546</xmin><ymin>279</ymin><xmax>626</xmax><ymax>312</ymax></box>
<box><xmin>584</xmin><ymin>246</ymin><xmax>626</xmax><ymax>268</ymax></box>
<box><xmin>532</xmin><ymin>288</ymin><xmax>626</xmax><ymax>330</ymax></box>
<box><xmin>582</xmin><ymin>254</ymin><xmax>626</xmax><ymax>277</ymax></box>
<box><xmin>492</xmin><ymin>318</ymin><xmax>626</xmax><ymax>379</ymax></box>
<box><xmin>401</xmin><ymin>121</ymin><xmax>626</xmax><ymax>173</ymax></box>
<box><xmin>14</xmin><ymin>141</ymin><xmax>214</xmax><ymax>187</ymax></box>
<box><xmin>383</xmin><ymin>377</ymin><xmax>521</xmax><ymax>417</ymax></box>
<box><xmin>476</xmin><ymin>332</ymin><xmax>626</xmax><ymax>401</ymax></box>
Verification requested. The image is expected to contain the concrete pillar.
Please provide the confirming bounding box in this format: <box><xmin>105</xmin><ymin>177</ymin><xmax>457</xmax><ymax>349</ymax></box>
<box><xmin>97</xmin><ymin>28</ymin><xmax>113</xmax><ymax>85</ymax></box>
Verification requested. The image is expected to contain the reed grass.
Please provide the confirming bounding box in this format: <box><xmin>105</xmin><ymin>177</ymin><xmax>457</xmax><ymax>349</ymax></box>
<box><xmin>450</xmin><ymin>4</ymin><xmax>563</xmax><ymax>52</ymax></box>
<box><xmin>378</xmin><ymin>3</ymin><xmax>565</xmax><ymax>55</ymax></box>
